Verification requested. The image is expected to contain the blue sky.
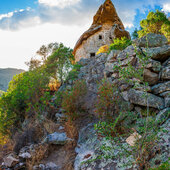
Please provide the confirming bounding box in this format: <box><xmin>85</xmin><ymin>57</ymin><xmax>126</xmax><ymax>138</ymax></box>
<box><xmin>0</xmin><ymin>0</ymin><xmax>169</xmax><ymax>69</ymax></box>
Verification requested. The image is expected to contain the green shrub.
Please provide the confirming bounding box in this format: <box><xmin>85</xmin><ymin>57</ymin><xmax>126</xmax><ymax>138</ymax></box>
<box><xmin>66</xmin><ymin>63</ymin><xmax>82</xmax><ymax>81</ymax></box>
<box><xmin>95</xmin><ymin>79</ymin><xmax>120</xmax><ymax>120</ymax></box>
<box><xmin>150</xmin><ymin>160</ymin><xmax>170</xmax><ymax>170</ymax></box>
<box><xmin>61</xmin><ymin>80</ymin><xmax>87</xmax><ymax>119</ymax></box>
<box><xmin>0</xmin><ymin>68</ymin><xmax>50</xmax><ymax>136</ymax></box>
<box><xmin>109</xmin><ymin>37</ymin><xmax>132</xmax><ymax>51</ymax></box>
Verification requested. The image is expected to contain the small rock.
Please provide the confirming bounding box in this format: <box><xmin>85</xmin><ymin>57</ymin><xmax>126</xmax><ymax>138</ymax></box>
<box><xmin>126</xmin><ymin>132</ymin><xmax>142</xmax><ymax>146</ymax></box>
<box><xmin>143</xmin><ymin>68</ymin><xmax>159</xmax><ymax>85</ymax></box>
<box><xmin>3</xmin><ymin>154</ymin><xmax>19</xmax><ymax>168</ymax></box>
<box><xmin>19</xmin><ymin>152</ymin><xmax>31</xmax><ymax>159</ymax></box>
<box><xmin>46</xmin><ymin>162</ymin><xmax>60</xmax><ymax>170</ymax></box>
<box><xmin>45</xmin><ymin>132</ymin><xmax>68</xmax><ymax>145</ymax></box>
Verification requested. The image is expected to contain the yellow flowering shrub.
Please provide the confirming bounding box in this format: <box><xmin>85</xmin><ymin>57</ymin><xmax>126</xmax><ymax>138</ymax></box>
<box><xmin>96</xmin><ymin>45</ymin><xmax>109</xmax><ymax>55</ymax></box>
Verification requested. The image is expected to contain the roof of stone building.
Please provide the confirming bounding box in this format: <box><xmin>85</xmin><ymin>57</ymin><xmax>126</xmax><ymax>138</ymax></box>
<box><xmin>73</xmin><ymin>0</ymin><xmax>127</xmax><ymax>55</ymax></box>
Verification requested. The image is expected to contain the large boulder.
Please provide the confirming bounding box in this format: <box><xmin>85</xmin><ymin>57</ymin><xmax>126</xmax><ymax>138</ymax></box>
<box><xmin>128</xmin><ymin>89</ymin><xmax>164</xmax><ymax>109</ymax></box>
<box><xmin>134</xmin><ymin>33</ymin><xmax>168</xmax><ymax>48</ymax></box>
<box><xmin>142</xmin><ymin>45</ymin><xmax>170</xmax><ymax>62</ymax></box>
<box><xmin>143</xmin><ymin>69</ymin><xmax>159</xmax><ymax>85</ymax></box>
<box><xmin>151</xmin><ymin>81</ymin><xmax>170</xmax><ymax>94</ymax></box>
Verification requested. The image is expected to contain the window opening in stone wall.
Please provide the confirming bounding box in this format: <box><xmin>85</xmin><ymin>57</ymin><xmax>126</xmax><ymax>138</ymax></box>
<box><xmin>99</xmin><ymin>35</ymin><xmax>102</xmax><ymax>40</ymax></box>
<box><xmin>90</xmin><ymin>53</ymin><xmax>95</xmax><ymax>57</ymax></box>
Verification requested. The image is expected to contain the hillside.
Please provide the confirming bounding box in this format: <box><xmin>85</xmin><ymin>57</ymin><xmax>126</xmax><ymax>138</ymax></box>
<box><xmin>0</xmin><ymin>68</ymin><xmax>25</xmax><ymax>91</ymax></box>
<box><xmin>0</xmin><ymin>1</ymin><xmax>169</xmax><ymax>170</ymax></box>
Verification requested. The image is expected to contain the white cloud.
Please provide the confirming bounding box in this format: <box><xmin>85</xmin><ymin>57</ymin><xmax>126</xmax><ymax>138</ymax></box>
<box><xmin>0</xmin><ymin>12</ymin><xmax>14</xmax><ymax>20</ymax></box>
<box><xmin>162</xmin><ymin>3</ymin><xmax>170</xmax><ymax>13</ymax></box>
<box><xmin>38</xmin><ymin>0</ymin><xmax>81</xmax><ymax>8</ymax></box>
<box><xmin>0</xmin><ymin>22</ymin><xmax>90</xmax><ymax>70</ymax></box>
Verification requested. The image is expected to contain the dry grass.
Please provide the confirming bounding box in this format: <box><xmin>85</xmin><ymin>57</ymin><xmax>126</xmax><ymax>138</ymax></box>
<box><xmin>26</xmin><ymin>144</ymin><xmax>49</xmax><ymax>170</ymax></box>
<box><xmin>0</xmin><ymin>139</ymin><xmax>13</xmax><ymax>165</ymax></box>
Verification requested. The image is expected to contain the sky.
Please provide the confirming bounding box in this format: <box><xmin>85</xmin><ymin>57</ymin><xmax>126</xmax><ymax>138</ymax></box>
<box><xmin>0</xmin><ymin>0</ymin><xmax>169</xmax><ymax>70</ymax></box>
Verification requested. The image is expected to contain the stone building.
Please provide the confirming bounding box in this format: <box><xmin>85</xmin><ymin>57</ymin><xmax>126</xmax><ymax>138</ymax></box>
<box><xmin>73</xmin><ymin>0</ymin><xmax>130</xmax><ymax>62</ymax></box>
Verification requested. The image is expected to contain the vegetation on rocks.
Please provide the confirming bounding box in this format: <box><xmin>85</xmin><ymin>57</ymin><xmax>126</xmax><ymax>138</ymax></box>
<box><xmin>138</xmin><ymin>10</ymin><xmax>170</xmax><ymax>41</ymax></box>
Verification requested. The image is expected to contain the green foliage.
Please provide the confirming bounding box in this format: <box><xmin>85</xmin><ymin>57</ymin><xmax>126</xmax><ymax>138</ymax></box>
<box><xmin>61</xmin><ymin>80</ymin><xmax>87</xmax><ymax>119</ymax></box>
<box><xmin>138</xmin><ymin>10</ymin><xmax>170</xmax><ymax>40</ymax></box>
<box><xmin>0</xmin><ymin>67</ymin><xmax>50</xmax><ymax>136</ymax></box>
<box><xmin>45</xmin><ymin>43</ymin><xmax>74</xmax><ymax>85</ymax></box>
<box><xmin>95</xmin><ymin>79</ymin><xmax>120</xmax><ymax>119</ymax></box>
<box><xmin>150</xmin><ymin>160</ymin><xmax>170</xmax><ymax>170</ymax></box>
<box><xmin>109</xmin><ymin>37</ymin><xmax>132</xmax><ymax>51</ymax></box>
<box><xmin>132</xmin><ymin>28</ymin><xmax>139</xmax><ymax>39</ymax></box>
<box><xmin>66</xmin><ymin>63</ymin><xmax>82</xmax><ymax>81</ymax></box>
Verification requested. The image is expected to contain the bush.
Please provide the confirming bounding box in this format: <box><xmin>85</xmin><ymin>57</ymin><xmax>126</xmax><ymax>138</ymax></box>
<box><xmin>109</xmin><ymin>37</ymin><xmax>132</xmax><ymax>51</ymax></box>
<box><xmin>95</xmin><ymin>79</ymin><xmax>121</xmax><ymax>120</ymax></box>
<box><xmin>0</xmin><ymin>68</ymin><xmax>50</xmax><ymax>136</ymax></box>
<box><xmin>61</xmin><ymin>80</ymin><xmax>87</xmax><ymax>119</ymax></box>
<box><xmin>96</xmin><ymin>45</ymin><xmax>109</xmax><ymax>55</ymax></box>
<box><xmin>66</xmin><ymin>63</ymin><xmax>82</xmax><ymax>81</ymax></box>
<box><xmin>138</xmin><ymin>10</ymin><xmax>170</xmax><ymax>41</ymax></box>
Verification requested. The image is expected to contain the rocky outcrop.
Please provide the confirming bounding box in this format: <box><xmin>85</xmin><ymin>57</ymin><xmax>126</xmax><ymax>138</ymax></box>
<box><xmin>73</xmin><ymin>0</ymin><xmax>130</xmax><ymax>61</ymax></box>
<box><xmin>134</xmin><ymin>33</ymin><xmax>168</xmax><ymax>48</ymax></box>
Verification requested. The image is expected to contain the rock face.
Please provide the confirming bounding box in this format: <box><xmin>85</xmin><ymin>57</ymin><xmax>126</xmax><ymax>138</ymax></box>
<box><xmin>73</xmin><ymin>0</ymin><xmax>130</xmax><ymax>62</ymax></box>
<box><xmin>128</xmin><ymin>89</ymin><xmax>164</xmax><ymax>109</ymax></box>
<box><xmin>134</xmin><ymin>33</ymin><xmax>168</xmax><ymax>48</ymax></box>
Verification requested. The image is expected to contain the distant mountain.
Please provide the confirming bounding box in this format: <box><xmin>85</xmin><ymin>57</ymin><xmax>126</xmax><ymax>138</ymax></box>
<box><xmin>0</xmin><ymin>68</ymin><xmax>25</xmax><ymax>91</ymax></box>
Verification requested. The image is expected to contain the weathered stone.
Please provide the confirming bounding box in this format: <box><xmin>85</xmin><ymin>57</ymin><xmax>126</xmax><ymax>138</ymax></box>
<box><xmin>159</xmin><ymin>91</ymin><xmax>170</xmax><ymax>98</ymax></box>
<box><xmin>3</xmin><ymin>154</ymin><xmax>19</xmax><ymax>168</ymax></box>
<box><xmin>156</xmin><ymin>108</ymin><xmax>170</xmax><ymax>124</ymax></box>
<box><xmin>73</xmin><ymin>0</ymin><xmax>130</xmax><ymax>62</ymax></box>
<box><xmin>44</xmin><ymin>132</ymin><xmax>68</xmax><ymax>145</ymax></box>
<box><xmin>143</xmin><ymin>68</ymin><xmax>159</xmax><ymax>85</ymax></box>
<box><xmin>117</xmin><ymin>45</ymin><xmax>137</xmax><ymax>61</ymax></box>
<box><xmin>134</xmin><ymin>83</ymin><xmax>151</xmax><ymax>92</ymax></box>
<box><xmin>134</xmin><ymin>33</ymin><xmax>168</xmax><ymax>48</ymax></box>
<box><xmin>142</xmin><ymin>45</ymin><xmax>170</xmax><ymax>62</ymax></box>
<box><xmin>19</xmin><ymin>152</ymin><xmax>31</xmax><ymax>159</ymax></box>
<box><xmin>126</xmin><ymin>132</ymin><xmax>142</xmax><ymax>146</ymax></box>
<box><xmin>128</xmin><ymin>89</ymin><xmax>164</xmax><ymax>109</ymax></box>
<box><xmin>165</xmin><ymin>98</ymin><xmax>170</xmax><ymax>108</ymax></box>
<box><xmin>107</xmin><ymin>50</ymin><xmax>120</xmax><ymax>63</ymax></box>
<box><xmin>46</xmin><ymin>162</ymin><xmax>60</xmax><ymax>170</ymax></box>
<box><xmin>161</xmin><ymin>65</ymin><xmax>170</xmax><ymax>80</ymax></box>
<box><xmin>151</xmin><ymin>81</ymin><xmax>170</xmax><ymax>94</ymax></box>
<box><xmin>146</xmin><ymin>59</ymin><xmax>161</xmax><ymax>73</ymax></box>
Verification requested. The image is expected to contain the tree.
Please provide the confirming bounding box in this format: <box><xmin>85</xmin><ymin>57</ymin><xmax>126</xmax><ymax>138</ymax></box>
<box><xmin>132</xmin><ymin>28</ymin><xmax>139</xmax><ymax>39</ymax></box>
<box><xmin>36</xmin><ymin>42</ymin><xmax>59</xmax><ymax>63</ymax></box>
<box><xmin>45</xmin><ymin>43</ymin><xmax>74</xmax><ymax>85</ymax></box>
<box><xmin>138</xmin><ymin>10</ymin><xmax>170</xmax><ymax>40</ymax></box>
<box><xmin>25</xmin><ymin>57</ymin><xmax>41</xmax><ymax>71</ymax></box>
